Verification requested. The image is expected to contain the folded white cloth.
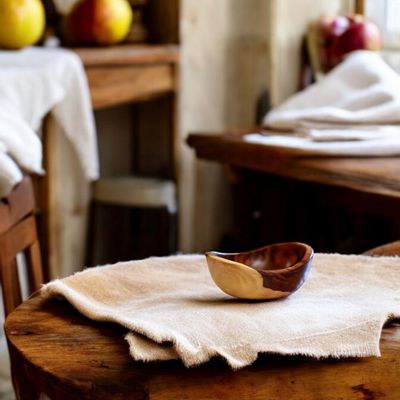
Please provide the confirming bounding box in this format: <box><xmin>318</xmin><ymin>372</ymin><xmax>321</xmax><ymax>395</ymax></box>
<box><xmin>251</xmin><ymin>51</ymin><xmax>400</xmax><ymax>155</ymax></box>
<box><xmin>245</xmin><ymin>131</ymin><xmax>400</xmax><ymax>156</ymax></box>
<box><xmin>41</xmin><ymin>253</ymin><xmax>400</xmax><ymax>369</ymax></box>
<box><xmin>296</xmin><ymin>122</ymin><xmax>400</xmax><ymax>141</ymax></box>
<box><xmin>265</xmin><ymin>50</ymin><xmax>400</xmax><ymax>129</ymax></box>
<box><xmin>0</xmin><ymin>46</ymin><xmax>99</xmax><ymax>197</ymax></box>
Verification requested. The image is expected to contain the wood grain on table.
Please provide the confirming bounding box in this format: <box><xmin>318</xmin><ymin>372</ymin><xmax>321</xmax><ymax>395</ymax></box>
<box><xmin>6</xmin><ymin>278</ymin><xmax>400</xmax><ymax>399</ymax></box>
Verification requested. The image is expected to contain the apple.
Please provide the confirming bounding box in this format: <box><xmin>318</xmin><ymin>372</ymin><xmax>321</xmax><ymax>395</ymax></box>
<box><xmin>63</xmin><ymin>0</ymin><xmax>133</xmax><ymax>46</ymax></box>
<box><xmin>316</xmin><ymin>14</ymin><xmax>382</xmax><ymax>72</ymax></box>
<box><xmin>316</xmin><ymin>15</ymin><xmax>350</xmax><ymax>71</ymax></box>
<box><xmin>332</xmin><ymin>17</ymin><xmax>382</xmax><ymax>59</ymax></box>
<box><xmin>319</xmin><ymin>14</ymin><xmax>349</xmax><ymax>39</ymax></box>
<box><xmin>0</xmin><ymin>0</ymin><xmax>45</xmax><ymax>49</ymax></box>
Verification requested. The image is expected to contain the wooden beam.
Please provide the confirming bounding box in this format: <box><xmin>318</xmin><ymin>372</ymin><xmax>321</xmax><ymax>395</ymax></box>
<box><xmin>41</xmin><ymin>115</ymin><xmax>59</xmax><ymax>280</ymax></box>
<box><xmin>355</xmin><ymin>0</ymin><xmax>365</xmax><ymax>15</ymax></box>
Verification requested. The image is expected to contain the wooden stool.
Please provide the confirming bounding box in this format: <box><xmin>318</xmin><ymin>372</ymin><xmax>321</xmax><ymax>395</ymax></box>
<box><xmin>89</xmin><ymin>176</ymin><xmax>177</xmax><ymax>264</ymax></box>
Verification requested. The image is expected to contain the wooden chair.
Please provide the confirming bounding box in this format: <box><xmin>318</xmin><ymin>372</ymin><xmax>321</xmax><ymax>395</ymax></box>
<box><xmin>0</xmin><ymin>176</ymin><xmax>44</xmax><ymax>400</ymax></box>
<box><xmin>0</xmin><ymin>176</ymin><xmax>43</xmax><ymax>317</ymax></box>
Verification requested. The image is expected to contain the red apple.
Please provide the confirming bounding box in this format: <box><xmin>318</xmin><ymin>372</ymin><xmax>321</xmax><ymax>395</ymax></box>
<box><xmin>63</xmin><ymin>0</ymin><xmax>133</xmax><ymax>46</ymax></box>
<box><xmin>316</xmin><ymin>14</ymin><xmax>382</xmax><ymax>72</ymax></box>
<box><xmin>332</xmin><ymin>18</ymin><xmax>382</xmax><ymax>58</ymax></box>
<box><xmin>316</xmin><ymin>15</ymin><xmax>350</xmax><ymax>71</ymax></box>
<box><xmin>319</xmin><ymin>15</ymin><xmax>349</xmax><ymax>38</ymax></box>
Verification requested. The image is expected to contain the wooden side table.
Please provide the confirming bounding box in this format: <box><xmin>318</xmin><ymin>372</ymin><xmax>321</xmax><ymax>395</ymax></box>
<box><xmin>187</xmin><ymin>131</ymin><xmax>400</xmax><ymax>253</ymax></box>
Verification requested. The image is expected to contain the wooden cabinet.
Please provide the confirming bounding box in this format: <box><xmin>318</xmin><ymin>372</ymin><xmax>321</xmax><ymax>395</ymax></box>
<box><xmin>41</xmin><ymin>1</ymin><xmax>180</xmax><ymax>276</ymax></box>
<box><xmin>76</xmin><ymin>44</ymin><xmax>179</xmax><ymax>264</ymax></box>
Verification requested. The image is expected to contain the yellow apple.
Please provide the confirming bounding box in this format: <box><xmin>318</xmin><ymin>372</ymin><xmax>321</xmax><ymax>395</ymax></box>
<box><xmin>64</xmin><ymin>0</ymin><xmax>133</xmax><ymax>46</ymax></box>
<box><xmin>0</xmin><ymin>0</ymin><xmax>45</xmax><ymax>49</ymax></box>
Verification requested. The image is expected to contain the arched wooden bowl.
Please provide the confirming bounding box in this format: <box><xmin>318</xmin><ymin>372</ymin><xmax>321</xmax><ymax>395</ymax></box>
<box><xmin>206</xmin><ymin>242</ymin><xmax>314</xmax><ymax>300</ymax></box>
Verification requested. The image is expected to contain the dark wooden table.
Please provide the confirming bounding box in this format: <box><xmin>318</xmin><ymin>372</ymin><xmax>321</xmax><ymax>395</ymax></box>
<box><xmin>187</xmin><ymin>130</ymin><xmax>400</xmax><ymax>252</ymax></box>
<box><xmin>187</xmin><ymin>130</ymin><xmax>400</xmax><ymax>201</ymax></box>
<box><xmin>5</xmin><ymin>242</ymin><xmax>400</xmax><ymax>399</ymax></box>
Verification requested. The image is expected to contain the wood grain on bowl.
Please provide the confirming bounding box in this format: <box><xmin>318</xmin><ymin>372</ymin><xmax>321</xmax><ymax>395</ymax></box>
<box><xmin>206</xmin><ymin>242</ymin><xmax>313</xmax><ymax>300</ymax></box>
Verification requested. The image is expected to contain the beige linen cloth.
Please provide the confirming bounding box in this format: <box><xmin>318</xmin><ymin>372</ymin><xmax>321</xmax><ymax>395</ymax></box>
<box><xmin>41</xmin><ymin>254</ymin><xmax>400</xmax><ymax>369</ymax></box>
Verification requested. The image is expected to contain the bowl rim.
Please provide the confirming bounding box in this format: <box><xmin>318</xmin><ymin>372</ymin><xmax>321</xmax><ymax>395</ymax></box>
<box><xmin>205</xmin><ymin>241</ymin><xmax>314</xmax><ymax>275</ymax></box>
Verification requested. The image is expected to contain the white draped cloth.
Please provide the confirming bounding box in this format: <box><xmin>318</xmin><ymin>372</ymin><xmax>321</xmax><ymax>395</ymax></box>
<box><xmin>0</xmin><ymin>46</ymin><xmax>99</xmax><ymax>197</ymax></box>
<box><xmin>246</xmin><ymin>51</ymin><xmax>400</xmax><ymax>155</ymax></box>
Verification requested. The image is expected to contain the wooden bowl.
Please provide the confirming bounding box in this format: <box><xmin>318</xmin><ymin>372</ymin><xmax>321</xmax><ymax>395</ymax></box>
<box><xmin>206</xmin><ymin>242</ymin><xmax>314</xmax><ymax>300</ymax></box>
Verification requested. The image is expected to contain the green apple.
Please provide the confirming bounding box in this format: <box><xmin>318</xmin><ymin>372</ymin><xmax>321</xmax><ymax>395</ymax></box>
<box><xmin>64</xmin><ymin>0</ymin><xmax>133</xmax><ymax>46</ymax></box>
<box><xmin>0</xmin><ymin>0</ymin><xmax>45</xmax><ymax>49</ymax></box>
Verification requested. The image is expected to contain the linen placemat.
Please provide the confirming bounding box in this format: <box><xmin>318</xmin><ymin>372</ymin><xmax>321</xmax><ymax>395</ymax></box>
<box><xmin>41</xmin><ymin>254</ymin><xmax>400</xmax><ymax>369</ymax></box>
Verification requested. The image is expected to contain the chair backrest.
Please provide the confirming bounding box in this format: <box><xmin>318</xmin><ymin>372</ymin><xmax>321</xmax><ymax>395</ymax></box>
<box><xmin>0</xmin><ymin>176</ymin><xmax>43</xmax><ymax>317</ymax></box>
<box><xmin>363</xmin><ymin>240</ymin><xmax>400</xmax><ymax>257</ymax></box>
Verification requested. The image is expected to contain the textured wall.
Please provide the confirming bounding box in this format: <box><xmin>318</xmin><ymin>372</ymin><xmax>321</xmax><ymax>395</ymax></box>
<box><xmin>179</xmin><ymin>0</ymin><xmax>270</xmax><ymax>252</ymax></box>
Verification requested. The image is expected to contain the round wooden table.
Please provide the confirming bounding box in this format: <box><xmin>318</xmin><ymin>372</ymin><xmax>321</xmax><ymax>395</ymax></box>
<box><xmin>5</xmin><ymin>289</ymin><xmax>400</xmax><ymax>399</ymax></box>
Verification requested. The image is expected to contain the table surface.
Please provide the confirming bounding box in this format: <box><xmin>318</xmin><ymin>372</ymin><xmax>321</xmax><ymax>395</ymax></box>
<box><xmin>5</xmin><ymin>274</ymin><xmax>400</xmax><ymax>399</ymax></box>
<box><xmin>187</xmin><ymin>129</ymin><xmax>400</xmax><ymax>200</ymax></box>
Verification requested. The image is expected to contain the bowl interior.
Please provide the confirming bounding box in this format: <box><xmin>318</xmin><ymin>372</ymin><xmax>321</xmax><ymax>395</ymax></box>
<box><xmin>210</xmin><ymin>242</ymin><xmax>312</xmax><ymax>272</ymax></box>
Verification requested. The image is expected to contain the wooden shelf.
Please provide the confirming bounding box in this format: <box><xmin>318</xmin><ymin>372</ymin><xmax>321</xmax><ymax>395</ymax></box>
<box><xmin>74</xmin><ymin>44</ymin><xmax>179</xmax><ymax>110</ymax></box>
<box><xmin>73</xmin><ymin>44</ymin><xmax>179</xmax><ymax>67</ymax></box>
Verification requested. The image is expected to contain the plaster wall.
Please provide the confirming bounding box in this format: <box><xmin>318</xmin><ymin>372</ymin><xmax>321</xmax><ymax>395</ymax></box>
<box><xmin>179</xmin><ymin>0</ymin><xmax>270</xmax><ymax>252</ymax></box>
